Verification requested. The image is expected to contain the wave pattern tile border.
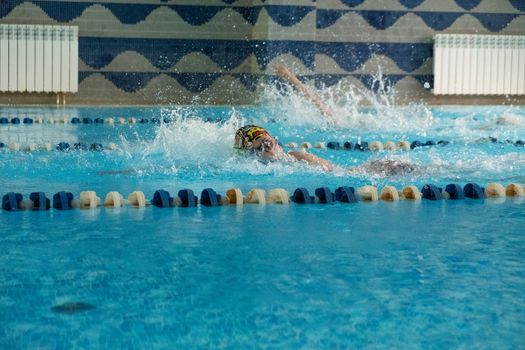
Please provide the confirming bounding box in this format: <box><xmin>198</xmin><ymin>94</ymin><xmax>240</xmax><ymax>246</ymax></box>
<box><xmin>1</xmin><ymin>1</ymin><xmax>316</xmax><ymax>27</ymax></box>
<box><xmin>0</xmin><ymin>0</ymin><xmax>524</xmax><ymax>103</ymax></box>
<box><xmin>317</xmin><ymin>9</ymin><xmax>521</xmax><ymax>31</ymax></box>
<box><xmin>1</xmin><ymin>1</ymin><xmax>522</xmax><ymax>28</ymax></box>
<box><xmin>79</xmin><ymin>39</ymin><xmax>430</xmax><ymax>73</ymax></box>
<box><xmin>76</xmin><ymin>39</ymin><xmax>432</xmax><ymax>93</ymax></box>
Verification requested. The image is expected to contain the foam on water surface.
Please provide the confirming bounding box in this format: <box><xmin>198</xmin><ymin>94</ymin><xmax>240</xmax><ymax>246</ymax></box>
<box><xmin>0</xmin><ymin>100</ymin><xmax>524</xmax><ymax>193</ymax></box>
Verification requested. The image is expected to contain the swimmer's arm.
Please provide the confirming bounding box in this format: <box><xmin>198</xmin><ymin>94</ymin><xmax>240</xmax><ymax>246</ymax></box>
<box><xmin>274</xmin><ymin>65</ymin><xmax>335</xmax><ymax>121</ymax></box>
<box><xmin>288</xmin><ymin>151</ymin><xmax>335</xmax><ymax>171</ymax></box>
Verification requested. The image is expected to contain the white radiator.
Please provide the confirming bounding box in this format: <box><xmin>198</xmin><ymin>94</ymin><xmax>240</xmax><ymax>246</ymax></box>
<box><xmin>0</xmin><ymin>24</ymin><xmax>78</xmax><ymax>93</ymax></box>
<box><xmin>434</xmin><ymin>34</ymin><xmax>525</xmax><ymax>95</ymax></box>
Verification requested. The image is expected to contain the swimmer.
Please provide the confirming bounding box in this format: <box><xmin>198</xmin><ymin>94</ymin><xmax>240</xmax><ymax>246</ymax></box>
<box><xmin>97</xmin><ymin>124</ymin><xmax>415</xmax><ymax>176</ymax></box>
<box><xmin>235</xmin><ymin>125</ymin><xmax>335</xmax><ymax>171</ymax></box>
<box><xmin>272</xmin><ymin>65</ymin><xmax>418</xmax><ymax>175</ymax></box>
<box><xmin>235</xmin><ymin>125</ymin><xmax>415</xmax><ymax>175</ymax></box>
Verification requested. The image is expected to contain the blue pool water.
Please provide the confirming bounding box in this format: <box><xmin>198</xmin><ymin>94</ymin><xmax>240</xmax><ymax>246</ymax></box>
<box><xmin>1</xmin><ymin>104</ymin><xmax>524</xmax><ymax>348</ymax></box>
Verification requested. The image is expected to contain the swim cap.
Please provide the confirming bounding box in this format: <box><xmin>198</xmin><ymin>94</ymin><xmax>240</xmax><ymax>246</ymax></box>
<box><xmin>234</xmin><ymin>125</ymin><xmax>270</xmax><ymax>149</ymax></box>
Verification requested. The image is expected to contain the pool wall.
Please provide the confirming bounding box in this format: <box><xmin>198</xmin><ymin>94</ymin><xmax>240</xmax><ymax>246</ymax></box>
<box><xmin>0</xmin><ymin>0</ymin><xmax>524</xmax><ymax>105</ymax></box>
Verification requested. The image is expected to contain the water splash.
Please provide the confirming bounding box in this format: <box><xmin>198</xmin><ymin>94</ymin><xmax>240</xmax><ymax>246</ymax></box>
<box><xmin>139</xmin><ymin>108</ymin><xmax>242</xmax><ymax>167</ymax></box>
<box><xmin>261</xmin><ymin>68</ymin><xmax>435</xmax><ymax>135</ymax></box>
<box><xmin>102</xmin><ymin>72</ymin><xmax>525</xmax><ymax>181</ymax></box>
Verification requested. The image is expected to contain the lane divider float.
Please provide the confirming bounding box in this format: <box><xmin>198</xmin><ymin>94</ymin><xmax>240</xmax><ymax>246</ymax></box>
<box><xmin>1</xmin><ymin>183</ymin><xmax>523</xmax><ymax>212</ymax></box>
<box><xmin>0</xmin><ymin>142</ymin><xmax>119</xmax><ymax>152</ymax></box>
<box><xmin>2</xmin><ymin>117</ymin><xmax>524</xmax><ymax>148</ymax></box>
<box><xmin>285</xmin><ymin>140</ymin><xmax>452</xmax><ymax>151</ymax></box>
<box><xmin>285</xmin><ymin>138</ymin><xmax>525</xmax><ymax>150</ymax></box>
<box><xmin>477</xmin><ymin>136</ymin><xmax>525</xmax><ymax>146</ymax></box>
<box><xmin>0</xmin><ymin>117</ymin><xmax>172</xmax><ymax>125</ymax></box>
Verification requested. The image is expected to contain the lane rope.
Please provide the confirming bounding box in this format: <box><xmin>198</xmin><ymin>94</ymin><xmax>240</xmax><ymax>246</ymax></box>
<box><xmin>2</xmin><ymin>117</ymin><xmax>524</xmax><ymax>149</ymax></box>
<box><xmin>2</xmin><ymin>183</ymin><xmax>523</xmax><ymax>211</ymax></box>
<box><xmin>0</xmin><ymin>117</ymin><xmax>172</xmax><ymax>125</ymax></box>
<box><xmin>0</xmin><ymin>142</ymin><xmax>118</xmax><ymax>152</ymax></box>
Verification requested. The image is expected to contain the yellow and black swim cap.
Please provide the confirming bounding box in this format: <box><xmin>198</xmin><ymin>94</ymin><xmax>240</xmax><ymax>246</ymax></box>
<box><xmin>234</xmin><ymin>125</ymin><xmax>270</xmax><ymax>149</ymax></box>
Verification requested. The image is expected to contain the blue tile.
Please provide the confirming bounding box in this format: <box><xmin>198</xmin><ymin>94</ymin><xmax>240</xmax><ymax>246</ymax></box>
<box><xmin>169</xmin><ymin>5</ymin><xmax>223</xmax><ymax>26</ymax></box>
<box><xmin>509</xmin><ymin>0</ymin><xmax>525</xmax><ymax>11</ymax></box>
<box><xmin>33</xmin><ymin>1</ymin><xmax>91</xmax><ymax>22</ymax></box>
<box><xmin>102</xmin><ymin>72</ymin><xmax>158</xmax><ymax>92</ymax></box>
<box><xmin>265</xmin><ymin>5</ymin><xmax>315</xmax><ymax>27</ymax></box>
<box><xmin>399</xmin><ymin>0</ymin><xmax>425</xmax><ymax>9</ymax></box>
<box><xmin>105</xmin><ymin>3</ymin><xmax>157</xmax><ymax>24</ymax></box>
<box><xmin>168</xmin><ymin>73</ymin><xmax>220</xmax><ymax>93</ymax></box>
<box><xmin>472</xmin><ymin>13</ymin><xmax>519</xmax><ymax>32</ymax></box>
<box><xmin>232</xmin><ymin>6</ymin><xmax>263</xmax><ymax>25</ymax></box>
<box><xmin>415</xmin><ymin>12</ymin><xmax>463</xmax><ymax>30</ymax></box>
<box><xmin>340</xmin><ymin>0</ymin><xmax>366</xmax><ymax>7</ymax></box>
<box><xmin>358</xmin><ymin>10</ymin><xmax>406</xmax><ymax>30</ymax></box>
<box><xmin>454</xmin><ymin>0</ymin><xmax>482</xmax><ymax>10</ymax></box>
<box><xmin>0</xmin><ymin>0</ymin><xmax>23</xmax><ymax>19</ymax></box>
<box><xmin>317</xmin><ymin>9</ymin><xmax>347</xmax><ymax>29</ymax></box>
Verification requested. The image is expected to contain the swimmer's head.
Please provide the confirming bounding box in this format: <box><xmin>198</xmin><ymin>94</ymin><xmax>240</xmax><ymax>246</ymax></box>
<box><xmin>234</xmin><ymin>125</ymin><xmax>282</xmax><ymax>159</ymax></box>
<box><xmin>234</xmin><ymin>125</ymin><xmax>270</xmax><ymax>149</ymax></box>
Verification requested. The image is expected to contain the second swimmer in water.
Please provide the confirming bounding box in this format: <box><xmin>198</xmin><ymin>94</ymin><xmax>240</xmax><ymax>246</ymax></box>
<box><xmin>234</xmin><ymin>125</ymin><xmax>416</xmax><ymax>176</ymax></box>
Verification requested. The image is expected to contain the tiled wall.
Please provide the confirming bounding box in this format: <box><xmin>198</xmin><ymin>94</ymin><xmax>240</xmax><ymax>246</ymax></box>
<box><xmin>0</xmin><ymin>0</ymin><xmax>524</xmax><ymax>105</ymax></box>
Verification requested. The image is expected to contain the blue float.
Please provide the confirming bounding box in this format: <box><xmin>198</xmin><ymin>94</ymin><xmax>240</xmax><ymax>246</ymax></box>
<box><xmin>57</xmin><ymin>142</ymin><xmax>70</xmax><ymax>151</ymax></box>
<box><xmin>82</xmin><ymin>118</ymin><xmax>93</xmax><ymax>124</ymax></box>
<box><xmin>74</xmin><ymin>143</ymin><xmax>88</xmax><ymax>151</ymax></box>
<box><xmin>178</xmin><ymin>189</ymin><xmax>198</xmax><ymax>207</ymax></box>
<box><xmin>354</xmin><ymin>141</ymin><xmax>369</xmax><ymax>151</ymax></box>
<box><xmin>444</xmin><ymin>184</ymin><xmax>464</xmax><ymax>200</ymax></box>
<box><xmin>200</xmin><ymin>188</ymin><xmax>222</xmax><ymax>207</ymax></box>
<box><xmin>11</xmin><ymin>118</ymin><xmax>20</xmax><ymax>124</ymax></box>
<box><xmin>335</xmin><ymin>186</ymin><xmax>357</xmax><ymax>203</ymax></box>
<box><xmin>0</xmin><ymin>117</ymin><xmax>8</xmax><ymax>124</ymax></box>
<box><xmin>291</xmin><ymin>188</ymin><xmax>314</xmax><ymax>204</ymax></box>
<box><xmin>94</xmin><ymin>118</ymin><xmax>104</xmax><ymax>124</ymax></box>
<box><xmin>438</xmin><ymin>140</ymin><xmax>450</xmax><ymax>146</ymax></box>
<box><xmin>0</xmin><ymin>142</ymin><xmax>5</xmax><ymax>148</ymax></box>
<box><xmin>53</xmin><ymin>191</ymin><xmax>74</xmax><ymax>210</ymax></box>
<box><xmin>424</xmin><ymin>140</ymin><xmax>436</xmax><ymax>146</ymax></box>
<box><xmin>327</xmin><ymin>142</ymin><xmax>340</xmax><ymax>150</ymax></box>
<box><xmin>315</xmin><ymin>187</ymin><xmax>335</xmax><ymax>203</ymax></box>
<box><xmin>71</xmin><ymin>117</ymin><xmax>81</xmax><ymax>124</ymax></box>
<box><xmin>2</xmin><ymin>192</ymin><xmax>23</xmax><ymax>211</ymax></box>
<box><xmin>411</xmin><ymin>140</ymin><xmax>423</xmax><ymax>149</ymax></box>
<box><xmin>23</xmin><ymin>118</ymin><xmax>33</xmax><ymax>124</ymax></box>
<box><xmin>139</xmin><ymin>118</ymin><xmax>149</xmax><ymax>123</ymax></box>
<box><xmin>421</xmin><ymin>184</ymin><xmax>442</xmax><ymax>200</ymax></box>
<box><xmin>464</xmin><ymin>183</ymin><xmax>485</xmax><ymax>199</ymax></box>
<box><xmin>152</xmin><ymin>190</ymin><xmax>172</xmax><ymax>208</ymax></box>
<box><xmin>343</xmin><ymin>141</ymin><xmax>353</xmax><ymax>150</ymax></box>
<box><xmin>90</xmin><ymin>143</ymin><xmax>103</xmax><ymax>152</ymax></box>
<box><xmin>30</xmin><ymin>192</ymin><xmax>50</xmax><ymax>210</ymax></box>
<box><xmin>151</xmin><ymin>118</ymin><xmax>160</xmax><ymax>123</ymax></box>
<box><xmin>516</xmin><ymin>140</ymin><xmax>524</xmax><ymax>146</ymax></box>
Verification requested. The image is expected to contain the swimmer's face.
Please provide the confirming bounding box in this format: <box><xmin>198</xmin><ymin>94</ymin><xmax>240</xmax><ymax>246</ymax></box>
<box><xmin>247</xmin><ymin>135</ymin><xmax>280</xmax><ymax>159</ymax></box>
